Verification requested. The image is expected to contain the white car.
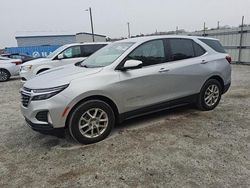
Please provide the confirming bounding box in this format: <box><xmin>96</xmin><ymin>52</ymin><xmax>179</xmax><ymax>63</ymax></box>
<box><xmin>20</xmin><ymin>42</ymin><xmax>109</xmax><ymax>82</ymax></box>
<box><xmin>0</xmin><ymin>56</ymin><xmax>22</xmax><ymax>82</ymax></box>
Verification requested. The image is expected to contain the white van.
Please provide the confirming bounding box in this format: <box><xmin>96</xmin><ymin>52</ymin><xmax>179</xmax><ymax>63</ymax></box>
<box><xmin>20</xmin><ymin>42</ymin><xmax>109</xmax><ymax>81</ymax></box>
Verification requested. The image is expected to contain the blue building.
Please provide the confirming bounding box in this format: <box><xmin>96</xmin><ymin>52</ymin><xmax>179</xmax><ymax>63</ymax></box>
<box><xmin>15</xmin><ymin>32</ymin><xmax>107</xmax><ymax>47</ymax></box>
<box><xmin>5</xmin><ymin>45</ymin><xmax>61</xmax><ymax>58</ymax></box>
<box><xmin>5</xmin><ymin>32</ymin><xmax>107</xmax><ymax>58</ymax></box>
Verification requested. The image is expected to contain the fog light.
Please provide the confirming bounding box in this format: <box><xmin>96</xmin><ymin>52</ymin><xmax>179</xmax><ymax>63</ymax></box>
<box><xmin>47</xmin><ymin>113</ymin><xmax>53</xmax><ymax>124</ymax></box>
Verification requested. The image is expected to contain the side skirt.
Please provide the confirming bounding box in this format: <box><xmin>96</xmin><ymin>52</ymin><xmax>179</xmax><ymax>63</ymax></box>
<box><xmin>119</xmin><ymin>94</ymin><xmax>199</xmax><ymax>123</ymax></box>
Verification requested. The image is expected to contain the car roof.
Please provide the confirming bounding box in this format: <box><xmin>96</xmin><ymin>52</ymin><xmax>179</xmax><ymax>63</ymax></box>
<box><xmin>63</xmin><ymin>42</ymin><xmax>110</xmax><ymax>48</ymax></box>
<box><xmin>115</xmin><ymin>35</ymin><xmax>219</xmax><ymax>43</ymax></box>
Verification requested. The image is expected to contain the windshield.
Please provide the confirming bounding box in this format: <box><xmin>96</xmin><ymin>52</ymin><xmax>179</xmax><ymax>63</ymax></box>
<box><xmin>46</xmin><ymin>46</ymin><xmax>66</xmax><ymax>59</ymax></box>
<box><xmin>81</xmin><ymin>42</ymin><xmax>135</xmax><ymax>67</ymax></box>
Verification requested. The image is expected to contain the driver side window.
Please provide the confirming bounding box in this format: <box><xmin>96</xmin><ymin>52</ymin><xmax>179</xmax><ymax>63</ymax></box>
<box><xmin>127</xmin><ymin>40</ymin><xmax>166</xmax><ymax>66</ymax></box>
<box><xmin>62</xmin><ymin>46</ymin><xmax>81</xmax><ymax>59</ymax></box>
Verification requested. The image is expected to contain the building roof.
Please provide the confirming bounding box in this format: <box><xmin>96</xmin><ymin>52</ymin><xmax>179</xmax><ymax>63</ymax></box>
<box><xmin>16</xmin><ymin>34</ymin><xmax>75</xmax><ymax>39</ymax></box>
<box><xmin>15</xmin><ymin>32</ymin><xmax>106</xmax><ymax>39</ymax></box>
<box><xmin>76</xmin><ymin>32</ymin><xmax>106</xmax><ymax>37</ymax></box>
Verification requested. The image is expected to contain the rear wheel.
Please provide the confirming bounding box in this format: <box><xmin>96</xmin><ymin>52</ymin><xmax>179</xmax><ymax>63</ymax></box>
<box><xmin>68</xmin><ymin>100</ymin><xmax>115</xmax><ymax>144</ymax></box>
<box><xmin>0</xmin><ymin>69</ymin><xmax>10</xmax><ymax>82</ymax></box>
<box><xmin>197</xmin><ymin>79</ymin><xmax>222</xmax><ymax>111</ymax></box>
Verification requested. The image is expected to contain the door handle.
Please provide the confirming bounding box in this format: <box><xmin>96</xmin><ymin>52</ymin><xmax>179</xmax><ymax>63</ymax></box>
<box><xmin>158</xmin><ymin>68</ymin><xmax>170</xmax><ymax>73</ymax></box>
<box><xmin>200</xmin><ymin>60</ymin><xmax>208</xmax><ymax>64</ymax></box>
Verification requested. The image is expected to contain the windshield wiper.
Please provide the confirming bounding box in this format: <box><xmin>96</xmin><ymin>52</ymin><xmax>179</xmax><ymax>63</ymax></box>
<box><xmin>80</xmin><ymin>64</ymin><xmax>104</xmax><ymax>68</ymax></box>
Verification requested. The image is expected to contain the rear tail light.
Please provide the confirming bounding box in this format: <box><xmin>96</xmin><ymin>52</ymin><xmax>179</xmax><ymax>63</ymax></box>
<box><xmin>226</xmin><ymin>56</ymin><xmax>232</xmax><ymax>64</ymax></box>
<box><xmin>11</xmin><ymin>61</ymin><xmax>22</xmax><ymax>65</ymax></box>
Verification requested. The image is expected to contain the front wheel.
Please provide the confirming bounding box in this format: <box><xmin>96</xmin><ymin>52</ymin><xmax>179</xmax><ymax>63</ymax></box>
<box><xmin>68</xmin><ymin>100</ymin><xmax>115</xmax><ymax>144</ymax></box>
<box><xmin>0</xmin><ymin>69</ymin><xmax>10</xmax><ymax>82</ymax></box>
<box><xmin>197</xmin><ymin>79</ymin><xmax>222</xmax><ymax>111</ymax></box>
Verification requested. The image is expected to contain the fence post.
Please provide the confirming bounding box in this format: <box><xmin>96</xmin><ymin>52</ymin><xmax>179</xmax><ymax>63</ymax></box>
<box><xmin>238</xmin><ymin>16</ymin><xmax>244</xmax><ymax>64</ymax></box>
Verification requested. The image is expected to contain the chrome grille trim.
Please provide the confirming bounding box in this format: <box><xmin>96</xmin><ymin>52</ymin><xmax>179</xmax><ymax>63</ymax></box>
<box><xmin>20</xmin><ymin>88</ymin><xmax>32</xmax><ymax>107</ymax></box>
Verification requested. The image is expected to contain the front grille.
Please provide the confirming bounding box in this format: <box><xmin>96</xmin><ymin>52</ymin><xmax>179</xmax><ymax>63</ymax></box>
<box><xmin>36</xmin><ymin>111</ymin><xmax>48</xmax><ymax>122</ymax></box>
<box><xmin>21</xmin><ymin>92</ymin><xmax>31</xmax><ymax>107</ymax></box>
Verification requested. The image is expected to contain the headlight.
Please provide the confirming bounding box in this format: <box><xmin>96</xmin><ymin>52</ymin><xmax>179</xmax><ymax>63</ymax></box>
<box><xmin>31</xmin><ymin>84</ymin><xmax>69</xmax><ymax>101</ymax></box>
<box><xmin>21</xmin><ymin>65</ymin><xmax>32</xmax><ymax>71</ymax></box>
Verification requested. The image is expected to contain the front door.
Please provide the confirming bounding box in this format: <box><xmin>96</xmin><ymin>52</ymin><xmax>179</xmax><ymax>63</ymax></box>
<box><xmin>118</xmin><ymin>39</ymin><xmax>170</xmax><ymax>112</ymax></box>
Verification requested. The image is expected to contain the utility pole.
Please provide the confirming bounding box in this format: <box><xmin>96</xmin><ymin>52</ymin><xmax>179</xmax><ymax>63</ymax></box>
<box><xmin>217</xmin><ymin>21</ymin><xmax>220</xmax><ymax>29</ymax></box>
<box><xmin>85</xmin><ymin>7</ymin><xmax>95</xmax><ymax>42</ymax></box>
<box><xmin>127</xmin><ymin>22</ymin><xmax>131</xmax><ymax>38</ymax></box>
<box><xmin>238</xmin><ymin>16</ymin><xmax>244</xmax><ymax>64</ymax></box>
<box><xmin>176</xmin><ymin>26</ymin><xmax>178</xmax><ymax>35</ymax></box>
<box><xmin>203</xmin><ymin>22</ymin><xmax>206</xmax><ymax>36</ymax></box>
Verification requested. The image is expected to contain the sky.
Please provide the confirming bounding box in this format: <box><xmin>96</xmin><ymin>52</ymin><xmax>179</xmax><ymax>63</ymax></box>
<box><xmin>1</xmin><ymin>0</ymin><xmax>250</xmax><ymax>48</ymax></box>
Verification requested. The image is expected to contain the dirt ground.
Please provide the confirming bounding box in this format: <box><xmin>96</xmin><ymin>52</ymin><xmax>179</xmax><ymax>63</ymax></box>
<box><xmin>0</xmin><ymin>65</ymin><xmax>249</xmax><ymax>187</ymax></box>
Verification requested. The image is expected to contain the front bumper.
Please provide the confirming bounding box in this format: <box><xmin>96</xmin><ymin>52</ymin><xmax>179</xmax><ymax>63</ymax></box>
<box><xmin>25</xmin><ymin>118</ymin><xmax>54</xmax><ymax>131</ymax></box>
<box><xmin>21</xmin><ymin>93</ymin><xmax>71</xmax><ymax>129</ymax></box>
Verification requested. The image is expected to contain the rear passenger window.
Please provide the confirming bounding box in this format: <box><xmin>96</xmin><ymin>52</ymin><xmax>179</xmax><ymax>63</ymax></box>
<box><xmin>128</xmin><ymin>40</ymin><xmax>165</xmax><ymax>66</ymax></box>
<box><xmin>199</xmin><ymin>39</ymin><xmax>226</xmax><ymax>53</ymax></box>
<box><xmin>193</xmin><ymin>42</ymin><xmax>206</xmax><ymax>56</ymax></box>
<box><xmin>63</xmin><ymin>46</ymin><xmax>81</xmax><ymax>58</ymax></box>
<box><xmin>168</xmin><ymin>39</ymin><xmax>195</xmax><ymax>61</ymax></box>
<box><xmin>82</xmin><ymin>44</ymin><xmax>107</xmax><ymax>57</ymax></box>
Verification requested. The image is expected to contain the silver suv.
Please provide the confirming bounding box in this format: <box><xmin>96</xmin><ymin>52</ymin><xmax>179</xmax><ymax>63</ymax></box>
<box><xmin>20</xmin><ymin>36</ymin><xmax>231</xmax><ymax>144</ymax></box>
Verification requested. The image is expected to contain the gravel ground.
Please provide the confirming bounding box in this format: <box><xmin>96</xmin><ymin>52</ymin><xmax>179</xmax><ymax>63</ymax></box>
<box><xmin>0</xmin><ymin>65</ymin><xmax>249</xmax><ymax>188</ymax></box>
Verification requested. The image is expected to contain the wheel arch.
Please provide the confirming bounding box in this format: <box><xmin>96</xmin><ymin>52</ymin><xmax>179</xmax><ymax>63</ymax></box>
<box><xmin>200</xmin><ymin>75</ymin><xmax>225</xmax><ymax>92</ymax></box>
<box><xmin>65</xmin><ymin>95</ymin><xmax>120</xmax><ymax>128</ymax></box>
<box><xmin>206</xmin><ymin>75</ymin><xmax>225</xmax><ymax>91</ymax></box>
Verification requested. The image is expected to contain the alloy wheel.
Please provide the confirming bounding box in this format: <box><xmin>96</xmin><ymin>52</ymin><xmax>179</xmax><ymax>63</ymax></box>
<box><xmin>78</xmin><ymin>108</ymin><xmax>109</xmax><ymax>138</ymax></box>
<box><xmin>204</xmin><ymin>84</ymin><xmax>220</xmax><ymax>107</ymax></box>
<box><xmin>0</xmin><ymin>70</ymin><xmax>9</xmax><ymax>81</ymax></box>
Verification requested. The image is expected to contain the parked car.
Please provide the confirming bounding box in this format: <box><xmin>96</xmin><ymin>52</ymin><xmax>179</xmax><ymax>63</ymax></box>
<box><xmin>19</xmin><ymin>42</ymin><xmax>109</xmax><ymax>82</ymax></box>
<box><xmin>0</xmin><ymin>56</ymin><xmax>22</xmax><ymax>81</ymax></box>
<box><xmin>1</xmin><ymin>53</ymin><xmax>36</xmax><ymax>63</ymax></box>
<box><xmin>20</xmin><ymin>36</ymin><xmax>231</xmax><ymax>144</ymax></box>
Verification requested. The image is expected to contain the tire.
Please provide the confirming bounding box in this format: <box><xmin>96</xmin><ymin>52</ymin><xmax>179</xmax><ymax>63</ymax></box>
<box><xmin>197</xmin><ymin>79</ymin><xmax>222</xmax><ymax>111</ymax></box>
<box><xmin>0</xmin><ymin>69</ymin><xmax>11</xmax><ymax>82</ymax></box>
<box><xmin>68</xmin><ymin>100</ymin><xmax>115</xmax><ymax>144</ymax></box>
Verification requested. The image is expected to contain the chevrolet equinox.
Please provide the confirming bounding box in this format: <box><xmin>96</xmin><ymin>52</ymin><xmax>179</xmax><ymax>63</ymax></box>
<box><xmin>20</xmin><ymin>36</ymin><xmax>231</xmax><ymax>144</ymax></box>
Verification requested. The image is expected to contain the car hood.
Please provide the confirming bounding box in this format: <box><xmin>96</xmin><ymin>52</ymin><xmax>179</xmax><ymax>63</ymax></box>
<box><xmin>24</xmin><ymin>64</ymin><xmax>103</xmax><ymax>89</ymax></box>
<box><xmin>21</xmin><ymin>58</ymin><xmax>49</xmax><ymax>66</ymax></box>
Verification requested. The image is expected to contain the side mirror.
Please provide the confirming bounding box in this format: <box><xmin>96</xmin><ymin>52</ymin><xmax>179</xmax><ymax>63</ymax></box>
<box><xmin>57</xmin><ymin>53</ymin><xmax>64</xmax><ymax>60</ymax></box>
<box><xmin>121</xmin><ymin>59</ymin><xmax>143</xmax><ymax>71</ymax></box>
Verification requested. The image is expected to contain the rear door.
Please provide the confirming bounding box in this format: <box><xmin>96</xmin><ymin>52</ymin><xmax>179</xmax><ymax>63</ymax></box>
<box><xmin>158</xmin><ymin>38</ymin><xmax>207</xmax><ymax>99</ymax></box>
<box><xmin>52</xmin><ymin>45</ymin><xmax>84</xmax><ymax>67</ymax></box>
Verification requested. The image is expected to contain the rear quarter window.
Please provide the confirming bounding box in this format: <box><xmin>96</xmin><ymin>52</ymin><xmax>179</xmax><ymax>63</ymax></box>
<box><xmin>193</xmin><ymin>42</ymin><xmax>206</xmax><ymax>56</ymax></box>
<box><xmin>199</xmin><ymin>39</ymin><xmax>226</xmax><ymax>53</ymax></box>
